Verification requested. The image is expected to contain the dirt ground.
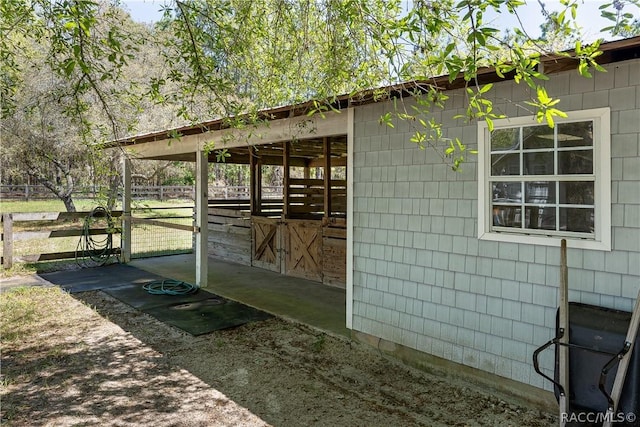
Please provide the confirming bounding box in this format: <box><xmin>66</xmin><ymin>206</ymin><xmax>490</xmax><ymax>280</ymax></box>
<box><xmin>1</xmin><ymin>286</ymin><xmax>556</xmax><ymax>426</ymax></box>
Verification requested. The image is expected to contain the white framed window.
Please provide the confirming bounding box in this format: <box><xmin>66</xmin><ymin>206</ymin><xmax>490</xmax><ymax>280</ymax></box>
<box><xmin>477</xmin><ymin>107</ymin><xmax>611</xmax><ymax>251</ymax></box>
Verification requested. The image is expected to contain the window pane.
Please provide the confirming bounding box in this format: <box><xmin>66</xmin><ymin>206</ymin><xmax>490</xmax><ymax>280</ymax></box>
<box><xmin>523</xmin><ymin>125</ymin><xmax>554</xmax><ymax>149</ymax></box>
<box><xmin>557</xmin><ymin>121</ymin><xmax>593</xmax><ymax>148</ymax></box>
<box><xmin>492</xmin><ymin>182</ymin><xmax>522</xmax><ymax>203</ymax></box>
<box><xmin>493</xmin><ymin>205</ymin><xmax>522</xmax><ymax>227</ymax></box>
<box><xmin>491</xmin><ymin>153</ymin><xmax>520</xmax><ymax>175</ymax></box>
<box><xmin>560</xmin><ymin>208</ymin><xmax>594</xmax><ymax>232</ymax></box>
<box><xmin>523</xmin><ymin>152</ymin><xmax>554</xmax><ymax>175</ymax></box>
<box><xmin>525</xmin><ymin>206</ymin><xmax>556</xmax><ymax>230</ymax></box>
<box><xmin>558</xmin><ymin>150</ymin><xmax>593</xmax><ymax>174</ymax></box>
<box><xmin>525</xmin><ymin>182</ymin><xmax>556</xmax><ymax>203</ymax></box>
<box><xmin>559</xmin><ymin>181</ymin><xmax>594</xmax><ymax>205</ymax></box>
<box><xmin>491</xmin><ymin>128</ymin><xmax>519</xmax><ymax>152</ymax></box>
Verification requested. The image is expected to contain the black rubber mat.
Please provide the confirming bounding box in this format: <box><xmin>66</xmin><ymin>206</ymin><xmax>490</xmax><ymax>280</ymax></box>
<box><xmin>103</xmin><ymin>282</ymin><xmax>212</xmax><ymax>310</ymax></box>
<box><xmin>39</xmin><ymin>264</ymin><xmax>166</xmax><ymax>293</ymax></box>
<box><xmin>143</xmin><ymin>296</ymin><xmax>272</xmax><ymax>336</ymax></box>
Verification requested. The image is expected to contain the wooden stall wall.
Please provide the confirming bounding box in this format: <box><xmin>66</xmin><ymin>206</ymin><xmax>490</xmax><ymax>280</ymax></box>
<box><xmin>207</xmin><ymin>201</ymin><xmax>251</xmax><ymax>265</ymax></box>
<box><xmin>322</xmin><ymin>218</ymin><xmax>346</xmax><ymax>288</ymax></box>
<box><xmin>288</xmin><ymin>179</ymin><xmax>347</xmax><ymax>218</ymax></box>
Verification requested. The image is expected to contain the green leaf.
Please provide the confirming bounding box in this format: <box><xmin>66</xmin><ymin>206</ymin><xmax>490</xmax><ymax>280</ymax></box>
<box><xmin>479</xmin><ymin>83</ymin><xmax>493</xmax><ymax>94</ymax></box>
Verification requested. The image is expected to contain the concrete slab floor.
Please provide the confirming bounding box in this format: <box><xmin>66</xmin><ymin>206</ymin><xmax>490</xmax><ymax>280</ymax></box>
<box><xmin>129</xmin><ymin>254</ymin><xmax>349</xmax><ymax>337</ymax></box>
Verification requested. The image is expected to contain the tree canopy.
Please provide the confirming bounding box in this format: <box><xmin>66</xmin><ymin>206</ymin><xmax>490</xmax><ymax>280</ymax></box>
<box><xmin>2</xmin><ymin>0</ymin><xmax>639</xmax><ymax>173</ymax></box>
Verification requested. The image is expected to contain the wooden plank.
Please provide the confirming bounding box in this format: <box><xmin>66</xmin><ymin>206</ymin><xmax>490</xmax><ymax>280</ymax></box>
<box><xmin>208</xmin><ymin>232</ymin><xmax>251</xmax><ymax>248</ymax></box>
<box><xmin>289</xmin><ymin>205</ymin><xmax>325</xmax><ymax>213</ymax></box>
<box><xmin>132</xmin><ymin>217</ymin><xmax>194</xmax><ymax>232</ymax></box>
<box><xmin>7</xmin><ymin>211</ymin><xmax>123</xmax><ymax>222</ymax></box>
<box><xmin>208</xmin><ymin>198</ymin><xmax>251</xmax><ymax>205</ymax></box>
<box><xmin>289</xmin><ymin>187</ymin><xmax>325</xmax><ymax>195</ymax></box>
<box><xmin>207</xmin><ymin>242</ymin><xmax>251</xmax><ymax>265</ymax></box>
<box><xmin>208</xmin><ymin>215</ymin><xmax>251</xmax><ymax>227</ymax></box>
<box><xmin>208</xmin><ymin>223</ymin><xmax>252</xmax><ymax>236</ymax></box>
<box><xmin>324</xmin><ymin>217</ymin><xmax>347</xmax><ymax>227</ymax></box>
<box><xmin>131</xmin><ymin>205</ymin><xmax>193</xmax><ymax>211</ymax></box>
<box><xmin>322</xmin><ymin>235</ymin><xmax>346</xmax><ymax>287</ymax></box>
<box><xmin>289</xmin><ymin>178</ymin><xmax>325</xmax><ymax>186</ymax></box>
<box><xmin>322</xmin><ymin>227</ymin><xmax>346</xmax><ymax>239</ymax></box>
<box><xmin>308</xmin><ymin>156</ymin><xmax>347</xmax><ymax>167</ymax></box>
<box><xmin>122</xmin><ymin>156</ymin><xmax>132</xmax><ymax>263</ymax></box>
<box><xmin>12</xmin><ymin>248</ymin><xmax>121</xmax><ymax>263</ymax></box>
<box><xmin>9</xmin><ymin>228</ymin><xmax>118</xmax><ymax>242</ymax></box>
<box><xmin>3</xmin><ymin>213</ymin><xmax>13</xmax><ymax>269</ymax></box>
<box><xmin>558</xmin><ymin>239</ymin><xmax>570</xmax><ymax>427</ymax></box>
<box><xmin>207</xmin><ymin>207</ymin><xmax>251</xmax><ymax>218</ymax></box>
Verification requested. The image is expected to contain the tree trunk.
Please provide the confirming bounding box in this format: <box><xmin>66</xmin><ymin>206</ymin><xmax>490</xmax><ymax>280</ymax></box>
<box><xmin>62</xmin><ymin>194</ymin><xmax>77</xmax><ymax>212</ymax></box>
<box><xmin>26</xmin><ymin>157</ymin><xmax>78</xmax><ymax>212</ymax></box>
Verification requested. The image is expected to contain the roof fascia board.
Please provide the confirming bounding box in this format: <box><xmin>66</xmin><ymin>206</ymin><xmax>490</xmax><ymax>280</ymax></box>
<box><xmin>124</xmin><ymin>109</ymin><xmax>348</xmax><ymax>160</ymax></box>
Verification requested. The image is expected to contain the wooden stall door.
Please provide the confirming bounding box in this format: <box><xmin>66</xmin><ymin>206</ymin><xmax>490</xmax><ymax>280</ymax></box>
<box><xmin>322</xmin><ymin>219</ymin><xmax>346</xmax><ymax>288</ymax></box>
<box><xmin>284</xmin><ymin>219</ymin><xmax>322</xmax><ymax>282</ymax></box>
<box><xmin>252</xmin><ymin>217</ymin><xmax>281</xmax><ymax>272</ymax></box>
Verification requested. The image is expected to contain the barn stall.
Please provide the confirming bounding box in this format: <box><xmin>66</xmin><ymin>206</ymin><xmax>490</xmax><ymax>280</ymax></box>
<box><xmin>117</xmin><ymin>103</ymin><xmax>351</xmax><ymax>290</ymax></box>
<box><xmin>206</xmin><ymin>136</ymin><xmax>348</xmax><ymax>288</ymax></box>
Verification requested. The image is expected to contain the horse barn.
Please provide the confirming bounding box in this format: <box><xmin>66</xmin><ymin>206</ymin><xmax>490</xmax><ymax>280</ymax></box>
<box><xmin>114</xmin><ymin>36</ymin><xmax>640</xmax><ymax>412</ymax></box>
<box><xmin>116</xmin><ymin>106</ymin><xmax>354</xmax><ymax>289</ymax></box>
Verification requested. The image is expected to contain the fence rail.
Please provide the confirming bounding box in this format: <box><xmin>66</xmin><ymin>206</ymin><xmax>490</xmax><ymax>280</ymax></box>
<box><xmin>1</xmin><ymin>185</ymin><xmax>283</xmax><ymax>201</ymax></box>
<box><xmin>1</xmin><ymin>207</ymin><xmax>196</xmax><ymax>268</ymax></box>
<box><xmin>1</xmin><ymin>211</ymin><xmax>122</xmax><ymax>268</ymax></box>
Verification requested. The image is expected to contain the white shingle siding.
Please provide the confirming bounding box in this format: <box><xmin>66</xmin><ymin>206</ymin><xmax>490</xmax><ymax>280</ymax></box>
<box><xmin>351</xmin><ymin>58</ymin><xmax>640</xmax><ymax>390</ymax></box>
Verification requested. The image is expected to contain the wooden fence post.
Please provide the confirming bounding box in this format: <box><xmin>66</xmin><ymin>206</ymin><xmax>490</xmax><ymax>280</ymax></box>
<box><xmin>2</xmin><ymin>213</ymin><xmax>13</xmax><ymax>269</ymax></box>
<box><xmin>121</xmin><ymin>157</ymin><xmax>132</xmax><ymax>263</ymax></box>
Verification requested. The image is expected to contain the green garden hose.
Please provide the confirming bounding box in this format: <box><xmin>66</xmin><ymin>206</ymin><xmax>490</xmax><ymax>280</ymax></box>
<box><xmin>76</xmin><ymin>206</ymin><xmax>117</xmax><ymax>268</ymax></box>
<box><xmin>142</xmin><ymin>279</ymin><xmax>199</xmax><ymax>295</ymax></box>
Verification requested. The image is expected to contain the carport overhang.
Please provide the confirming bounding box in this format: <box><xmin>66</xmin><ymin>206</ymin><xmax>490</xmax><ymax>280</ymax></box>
<box><xmin>113</xmin><ymin>109</ymin><xmax>354</xmax><ymax>328</ymax></box>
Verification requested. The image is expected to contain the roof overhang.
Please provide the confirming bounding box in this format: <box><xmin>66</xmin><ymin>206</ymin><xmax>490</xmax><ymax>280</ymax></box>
<box><xmin>112</xmin><ymin>36</ymin><xmax>640</xmax><ymax>162</ymax></box>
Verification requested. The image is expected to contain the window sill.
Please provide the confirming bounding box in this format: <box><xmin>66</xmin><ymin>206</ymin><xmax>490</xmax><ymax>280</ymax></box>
<box><xmin>478</xmin><ymin>230</ymin><xmax>611</xmax><ymax>251</ymax></box>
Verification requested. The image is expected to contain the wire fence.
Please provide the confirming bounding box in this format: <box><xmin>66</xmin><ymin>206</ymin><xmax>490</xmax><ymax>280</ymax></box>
<box><xmin>131</xmin><ymin>222</ymin><xmax>193</xmax><ymax>259</ymax></box>
<box><xmin>130</xmin><ymin>207</ymin><xmax>194</xmax><ymax>259</ymax></box>
<box><xmin>1</xmin><ymin>184</ymin><xmax>284</xmax><ymax>201</ymax></box>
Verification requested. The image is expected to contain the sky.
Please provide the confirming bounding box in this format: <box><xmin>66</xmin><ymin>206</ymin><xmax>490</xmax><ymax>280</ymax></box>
<box><xmin>120</xmin><ymin>0</ymin><xmax>630</xmax><ymax>42</ymax></box>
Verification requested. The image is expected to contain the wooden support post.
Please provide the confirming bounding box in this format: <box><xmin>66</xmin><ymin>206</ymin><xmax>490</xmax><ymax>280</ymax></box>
<box><xmin>2</xmin><ymin>213</ymin><xmax>13</xmax><ymax>269</ymax></box>
<box><xmin>250</xmin><ymin>147</ymin><xmax>257</xmax><ymax>215</ymax></box>
<box><xmin>323</xmin><ymin>137</ymin><xmax>331</xmax><ymax>219</ymax></box>
<box><xmin>250</xmin><ymin>148</ymin><xmax>263</xmax><ymax>215</ymax></box>
<box><xmin>195</xmin><ymin>149</ymin><xmax>209</xmax><ymax>288</ymax></box>
<box><xmin>256</xmin><ymin>154</ymin><xmax>262</xmax><ymax>214</ymax></box>
<box><xmin>283</xmin><ymin>140</ymin><xmax>290</xmax><ymax>219</ymax></box>
<box><xmin>121</xmin><ymin>156</ymin><xmax>132</xmax><ymax>263</ymax></box>
<box><xmin>559</xmin><ymin>239</ymin><xmax>570</xmax><ymax>425</ymax></box>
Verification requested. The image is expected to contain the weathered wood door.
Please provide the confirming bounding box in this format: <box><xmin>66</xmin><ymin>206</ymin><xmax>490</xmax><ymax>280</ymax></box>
<box><xmin>252</xmin><ymin>217</ymin><xmax>281</xmax><ymax>272</ymax></box>
<box><xmin>283</xmin><ymin>219</ymin><xmax>322</xmax><ymax>282</ymax></box>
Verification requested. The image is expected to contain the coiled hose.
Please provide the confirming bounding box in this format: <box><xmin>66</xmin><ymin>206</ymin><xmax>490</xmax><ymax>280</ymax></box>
<box><xmin>142</xmin><ymin>279</ymin><xmax>199</xmax><ymax>295</ymax></box>
<box><xmin>76</xmin><ymin>206</ymin><xmax>118</xmax><ymax>268</ymax></box>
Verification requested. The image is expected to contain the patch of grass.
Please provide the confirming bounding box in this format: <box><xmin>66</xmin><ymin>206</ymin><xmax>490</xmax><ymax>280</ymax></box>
<box><xmin>0</xmin><ymin>287</ymin><xmax>59</xmax><ymax>342</ymax></box>
<box><xmin>0</xmin><ymin>199</ymin><xmax>99</xmax><ymax>213</ymax></box>
<box><xmin>311</xmin><ymin>334</ymin><xmax>326</xmax><ymax>353</ymax></box>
